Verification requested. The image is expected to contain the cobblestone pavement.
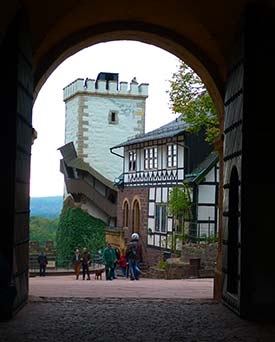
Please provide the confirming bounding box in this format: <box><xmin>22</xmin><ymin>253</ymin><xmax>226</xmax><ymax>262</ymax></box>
<box><xmin>1</xmin><ymin>277</ymin><xmax>275</xmax><ymax>341</ymax></box>
<box><xmin>1</xmin><ymin>297</ymin><xmax>275</xmax><ymax>342</ymax></box>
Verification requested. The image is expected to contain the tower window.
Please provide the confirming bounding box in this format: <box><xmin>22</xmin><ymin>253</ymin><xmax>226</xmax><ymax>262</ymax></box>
<box><xmin>109</xmin><ymin>111</ymin><xmax>118</xmax><ymax>124</ymax></box>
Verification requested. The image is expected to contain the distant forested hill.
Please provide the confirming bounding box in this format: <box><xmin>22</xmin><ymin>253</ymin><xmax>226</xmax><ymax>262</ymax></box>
<box><xmin>30</xmin><ymin>196</ymin><xmax>63</xmax><ymax>219</ymax></box>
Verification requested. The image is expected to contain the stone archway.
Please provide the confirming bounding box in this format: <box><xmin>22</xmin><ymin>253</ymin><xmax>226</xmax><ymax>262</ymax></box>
<box><xmin>2</xmin><ymin>0</ymin><xmax>275</xmax><ymax>321</ymax></box>
<box><xmin>0</xmin><ymin>10</ymin><xmax>226</xmax><ymax>318</ymax></box>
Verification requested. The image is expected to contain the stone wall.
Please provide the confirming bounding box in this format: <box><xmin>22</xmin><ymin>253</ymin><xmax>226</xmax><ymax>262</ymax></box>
<box><xmin>29</xmin><ymin>241</ymin><xmax>56</xmax><ymax>270</ymax></box>
<box><xmin>143</xmin><ymin>243</ymin><xmax>218</xmax><ymax>279</ymax></box>
<box><xmin>117</xmin><ymin>187</ymin><xmax>149</xmax><ymax>261</ymax></box>
<box><xmin>181</xmin><ymin>242</ymin><xmax>218</xmax><ymax>277</ymax></box>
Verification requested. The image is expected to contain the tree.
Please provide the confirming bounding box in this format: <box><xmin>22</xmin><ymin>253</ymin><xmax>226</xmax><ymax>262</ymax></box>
<box><xmin>168</xmin><ymin>185</ymin><xmax>193</xmax><ymax>251</ymax></box>
<box><xmin>30</xmin><ymin>216</ymin><xmax>58</xmax><ymax>245</ymax></box>
<box><xmin>169</xmin><ymin>60</ymin><xmax>220</xmax><ymax>143</ymax></box>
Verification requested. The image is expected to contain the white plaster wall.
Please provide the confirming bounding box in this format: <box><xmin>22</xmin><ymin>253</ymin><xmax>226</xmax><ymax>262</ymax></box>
<box><xmin>162</xmin><ymin>187</ymin><xmax>168</xmax><ymax>202</ymax></box>
<box><xmin>156</xmin><ymin>187</ymin><xmax>162</xmax><ymax>202</ymax></box>
<box><xmin>124</xmin><ymin>151</ymin><xmax>129</xmax><ymax>173</ymax></box>
<box><xmin>204</xmin><ymin>168</ymin><xmax>215</xmax><ymax>182</ymax></box>
<box><xmin>84</xmin><ymin>96</ymin><xmax>145</xmax><ymax>181</ymax></box>
<box><xmin>162</xmin><ymin>146</ymin><xmax>167</xmax><ymax>169</ymax></box>
<box><xmin>147</xmin><ymin>234</ymin><xmax>154</xmax><ymax>245</ymax></box>
<box><xmin>148</xmin><ymin>202</ymin><xmax>155</xmax><ymax>216</ymax></box>
<box><xmin>148</xmin><ymin>217</ymin><xmax>155</xmax><ymax>231</ymax></box>
<box><xmin>168</xmin><ymin>218</ymin><xmax>173</xmax><ymax>232</ymax></box>
<box><xmin>198</xmin><ymin>184</ymin><xmax>216</xmax><ymax>203</ymax></box>
<box><xmin>65</xmin><ymin>97</ymin><xmax>79</xmax><ymax>150</ymax></box>
<box><xmin>149</xmin><ymin>188</ymin><xmax>155</xmax><ymax>200</ymax></box>
<box><xmin>178</xmin><ymin>144</ymin><xmax>184</xmax><ymax>169</ymax></box>
<box><xmin>155</xmin><ymin>235</ymin><xmax>160</xmax><ymax>246</ymax></box>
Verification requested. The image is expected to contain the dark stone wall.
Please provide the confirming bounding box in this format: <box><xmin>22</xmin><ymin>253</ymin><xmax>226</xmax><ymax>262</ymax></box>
<box><xmin>0</xmin><ymin>11</ymin><xmax>33</xmax><ymax>319</ymax></box>
<box><xmin>222</xmin><ymin>4</ymin><xmax>275</xmax><ymax>318</ymax></box>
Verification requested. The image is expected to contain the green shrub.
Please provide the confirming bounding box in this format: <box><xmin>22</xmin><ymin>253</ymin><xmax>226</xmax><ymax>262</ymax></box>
<box><xmin>56</xmin><ymin>203</ymin><xmax>106</xmax><ymax>265</ymax></box>
<box><xmin>157</xmin><ymin>260</ymin><xmax>168</xmax><ymax>269</ymax></box>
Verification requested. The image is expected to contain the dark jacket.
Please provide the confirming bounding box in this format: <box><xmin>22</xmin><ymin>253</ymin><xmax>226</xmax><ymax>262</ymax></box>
<box><xmin>126</xmin><ymin>239</ymin><xmax>142</xmax><ymax>261</ymax></box>
<box><xmin>81</xmin><ymin>252</ymin><xmax>91</xmax><ymax>265</ymax></box>
<box><xmin>37</xmin><ymin>254</ymin><xmax>48</xmax><ymax>266</ymax></box>
<box><xmin>72</xmin><ymin>253</ymin><xmax>81</xmax><ymax>264</ymax></box>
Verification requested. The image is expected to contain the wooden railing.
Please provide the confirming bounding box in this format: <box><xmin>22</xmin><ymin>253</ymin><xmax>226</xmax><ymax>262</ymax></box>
<box><xmin>123</xmin><ymin>167</ymin><xmax>184</xmax><ymax>186</ymax></box>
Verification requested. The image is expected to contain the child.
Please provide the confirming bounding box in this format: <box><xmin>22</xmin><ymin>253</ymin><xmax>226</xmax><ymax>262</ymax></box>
<box><xmin>118</xmin><ymin>249</ymin><xmax>127</xmax><ymax>278</ymax></box>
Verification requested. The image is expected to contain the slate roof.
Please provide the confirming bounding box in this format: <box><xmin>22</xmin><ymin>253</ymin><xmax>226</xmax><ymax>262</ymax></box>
<box><xmin>111</xmin><ymin>116</ymin><xmax>189</xmax><ymax>149</ymax></box>
<box><xmin>183</xmin><ymin>151</ymin><xmax>219</xmax><ymax>184</ymax></box>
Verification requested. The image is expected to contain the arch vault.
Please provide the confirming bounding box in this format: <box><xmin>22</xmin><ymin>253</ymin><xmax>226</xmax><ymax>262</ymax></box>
<box><xmin>0</xmin><ymin>0</ymin><xmax>275</xmax><ymax>320</ymax></box>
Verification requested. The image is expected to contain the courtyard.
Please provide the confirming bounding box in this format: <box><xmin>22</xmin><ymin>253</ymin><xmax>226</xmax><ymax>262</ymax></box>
<box><xmin>1</xmin><ymin>276</ymin><xmax>275</xmax><ymax>341</ymax></box>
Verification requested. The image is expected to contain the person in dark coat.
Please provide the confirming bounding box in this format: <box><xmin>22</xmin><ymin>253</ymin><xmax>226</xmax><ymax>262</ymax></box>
<box><xmin>126</xmin><ymin>233</ymin><xmax>143</xmax><ymax>281</ymax></box>
<box><xmin>37</xmin><ymin>251</ymin><xmax>48</xmax><ymax>276</ymax></box>
<box><xmin>72</xmin><ymin>248</ymin><xmax>81</xmax><ymax>280</ymax></box>
<box><xmin>113</xmin><ymin>247</ymin><xmax>121</xmax><ymax>279</ymax></box>
<box><xmin>81</xmin><ymin>247</ymin><xmax>91</xmax><ymax>280</ymax></box>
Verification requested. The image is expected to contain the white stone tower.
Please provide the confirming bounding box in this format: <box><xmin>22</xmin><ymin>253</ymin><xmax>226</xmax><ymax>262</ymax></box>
<box><xmin>63</xmin><ymin>72</ymin><xmax>148</xmax><ymax>181</ymax></box>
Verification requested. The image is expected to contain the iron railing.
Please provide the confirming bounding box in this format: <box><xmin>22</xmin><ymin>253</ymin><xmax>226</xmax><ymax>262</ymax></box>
<box><xmin>29</xmin><ymin>253</ymin><xmax>104</xmax><ymax>272</ymax></box>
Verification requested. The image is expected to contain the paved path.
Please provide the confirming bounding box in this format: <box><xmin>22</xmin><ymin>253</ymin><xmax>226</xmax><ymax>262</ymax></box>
<box><xmin>29</xmin><ymin>275</ymin><xmax>214</xmax><ymax>298</ymax></box>
<box><xmin>1</xmin><ymin>277</ymin><xmax>275</xmax><ymax>341</ymax></box>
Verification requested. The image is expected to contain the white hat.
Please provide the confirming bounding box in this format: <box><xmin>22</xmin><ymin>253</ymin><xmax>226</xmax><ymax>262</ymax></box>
<box><xmin>131</xmin><ymin>233</ymin><xmax>139</xmax><ymax>240</ymax></box>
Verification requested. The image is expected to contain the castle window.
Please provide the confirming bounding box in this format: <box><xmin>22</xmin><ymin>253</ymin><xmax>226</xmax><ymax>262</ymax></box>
<box><xmin>123</xmin><ymin>201</ymin><xmax>129</xmax><ymax>227</ymax></box>
<box><xmin>144</xmin><ymin>147</ymin><xmax>157</xmax><ymax>169</ymax></box>
<box><xmin>109</xmin><ymin>111</ymin><xmax>118</xmax><ymax>124</ymax></box>
<box><xmin>132</xmin><ymin>200</ymin><xmax>140</xmax><ymax>233</ymax></box>
<box><xmin>129</xmin><ymin>151</ymin><xmax>136</xmax><ymax>171</ymax></box>
<box><xmin>155</xmin><ymin>204</ymin><xmax>168</xmax><ymax>232</ymax></box>
<box><xmin>167</xmin><ymin>144</ymin><xmax>177</xmax><ymax>167</ymax></box>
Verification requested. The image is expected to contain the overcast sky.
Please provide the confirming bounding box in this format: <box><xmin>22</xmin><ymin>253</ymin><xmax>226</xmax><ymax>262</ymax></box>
<box><xmin>30</xmin><ymin>41</ymin><xmax>180</xmax><ymax>197</ymax></box>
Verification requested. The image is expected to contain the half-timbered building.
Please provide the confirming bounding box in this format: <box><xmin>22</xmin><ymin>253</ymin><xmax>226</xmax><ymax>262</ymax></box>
<box><xmin>111</xmin><ymin>117</ymin><xmax>219</xmax><ymax>265</ymax></box>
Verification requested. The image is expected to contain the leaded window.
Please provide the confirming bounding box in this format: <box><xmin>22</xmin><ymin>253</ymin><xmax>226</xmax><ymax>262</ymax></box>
<box><xmin>144</xmin><ymin>147</ymin><xmax>158</xmax><ymax>169</ymax></box>
<box><xmin>155</xmin><ymin>204</ymin><xmax>168</xmax><ymax>233</ymax></box>
<box><xmin>167</xmin><ymin>144</ymin><xmax>177</xmax><ymax>168</ymax></box>
<box><xmin>129</xmin><ymin>151</ymin><xmax>136</xmax><ymax>171</ymax></box>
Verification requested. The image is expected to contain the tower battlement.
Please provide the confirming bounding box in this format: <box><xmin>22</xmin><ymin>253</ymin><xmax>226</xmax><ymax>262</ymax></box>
<box><xmin>63</xmin><ymin>77</ymin><xmax>149</xmax><ymax>101</ymax></box>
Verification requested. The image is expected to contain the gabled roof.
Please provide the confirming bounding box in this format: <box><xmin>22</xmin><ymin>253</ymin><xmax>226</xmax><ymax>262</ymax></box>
<box><xmin>111</xmin><ymin>116</ymin><xmax>188</xmax><ymax>149</ymax></box>
<box><xmin>183</xmin><ymin>151</ymin><xmax>219</xmax><ymax>185</ymax></box>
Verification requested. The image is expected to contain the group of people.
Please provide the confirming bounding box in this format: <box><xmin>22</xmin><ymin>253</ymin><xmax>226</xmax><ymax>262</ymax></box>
<box><xmin>37</xmin><ymin>232</ymin><xmax>143</xmax><ymax>281</ymax></box>
<box><xmin>102</xmin><ymin>232</ymin><xmax>143</xmax><ymax>281</ymax></box>
<box><xmin>72</xmin><ymin>247</ymin><xmax>92</xmax><ymax>280</ymax></box>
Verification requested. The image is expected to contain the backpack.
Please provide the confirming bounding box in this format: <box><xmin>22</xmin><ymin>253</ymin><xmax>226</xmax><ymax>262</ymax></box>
<box><xmin>127</xmin><ymin>241</ymin><xmax>137</xmax><ymax>259</ymax></box>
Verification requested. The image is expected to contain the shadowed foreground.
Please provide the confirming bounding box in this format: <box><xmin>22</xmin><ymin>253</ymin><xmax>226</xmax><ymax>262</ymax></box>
<box><xmin>1</xmin><ymin>297</ymin><xmax>275</xmax><ymax>342</ymax></box>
